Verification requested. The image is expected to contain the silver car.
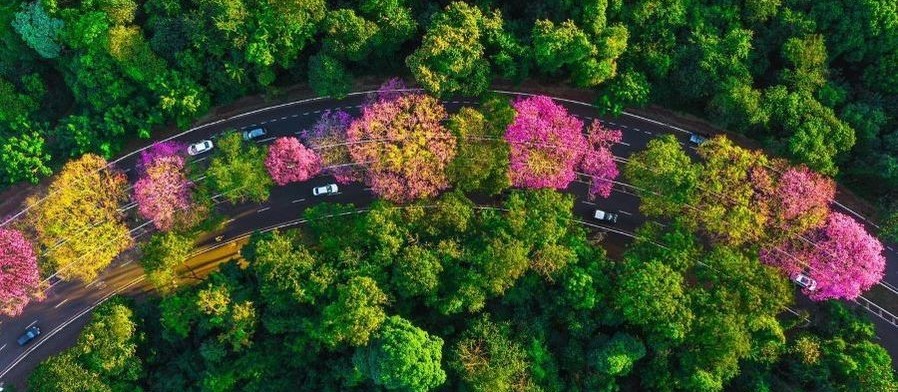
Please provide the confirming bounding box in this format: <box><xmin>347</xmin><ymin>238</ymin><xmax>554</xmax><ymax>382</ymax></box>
<box><xmin>312</xmin><ymin>184</ymin><xmax>339</xmax><ymax>196</ymax></box>
<box><xmin>242</xmin><ymin>127</ymin><xmax>267</xmax><ymax>141</ymax></box>
<box><xmin>187</xmin><ymin>140</ymin><xmax>214</xmax><ymax>156</ymax></box>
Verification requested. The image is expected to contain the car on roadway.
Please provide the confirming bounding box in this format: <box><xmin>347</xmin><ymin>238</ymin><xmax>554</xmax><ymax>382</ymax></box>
<box><xmin>188</xmin><ymin>140</ymin><xmax>214</xmax><ymax>156</ymax></box>
<box><xmin>793</xmin><ymin>272</ymin><xmax>818</xmax><ymax>291</ymax></box>
<box><xmin>17</xmin><ymin>326</ymin><xmax>40</xmax><ymax>346</ymax></box>
<box><xmin>242</xmin><ymin>126</ymin><xmax>267</xmax><ymax>141</ymax></box>
<box><xmin>689</xmin><ymin>132</ymin><xmax>710</xmax><ymax>146</ymax></box>
<box><xmin>594</xmin><ymin>209</ymin><xmax>619</xmax><ymax>223</ymax></box>
<box><xmin>313</xmin><ymin>184</ymin><xmax>339</xmax><ymax>196</ymax></box>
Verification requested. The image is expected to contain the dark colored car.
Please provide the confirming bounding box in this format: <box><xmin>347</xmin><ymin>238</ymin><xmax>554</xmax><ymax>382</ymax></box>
<box><xmin>17</xmin><ymin>326</ymin><xmax>40</xmax><ymax>346</ymax></box>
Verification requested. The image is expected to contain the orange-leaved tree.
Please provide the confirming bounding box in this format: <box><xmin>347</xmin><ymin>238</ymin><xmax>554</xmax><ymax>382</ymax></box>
<box><xmin>26</xmin><ymin>154</ymin><xmax>132</xmax><ymax>281</ymax></box>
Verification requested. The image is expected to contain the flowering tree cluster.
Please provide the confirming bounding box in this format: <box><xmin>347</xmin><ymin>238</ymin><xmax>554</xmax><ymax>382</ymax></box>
<box><xmin>137</xmin><ymin>141</ymin><xmax>185</xmax><ymax>173</ymax></box>
<box><xmin>505</xmin><ymin>96</ymin><xmax>587</xmax><ymax>189</ymax></box>
<box><xmin>347</xmin><ymin>94</ymin><xmax>456</xmax><ymax>203</ymax></box>
<box><xmin>265</xmin><ymin>137</ymin><xmax>322</xmax><ymax>185</ymax></box>
<box><xmin>27</xmin><ymin>154</ymin><xmax>132</xmax><ymax>282</ymax></box>
<box><xmin>0</xmin><ymin>229</ymin><xmax>41</xmax><ymax>316</ymax></box>
<box><xmin>580</xmin><ymin>121</ymin><xmax>622</xmax><ymax>199</ymax></box>
<box><xmin>772</xmin><ymin>165</ymin><xmax>835</xmax><ymax>234</ymax></box>
<box><xmin>365</xmin><ymin>77</ymin><xmax>410</xmax><ymax>106</ymax></box>
<box><xmin>301</xmin><ymin>110</ymin><xmax>360</xmax><ymax>184</ymax></box>
<box><xmin>761</xmin><ymin>212</ymin><xmax>885</xmax><ymax>301</ymax></box>
<box><xmin>134</xmin><ymin>143</ymin><xmax>193</xmax><ymax>231</ymax></box>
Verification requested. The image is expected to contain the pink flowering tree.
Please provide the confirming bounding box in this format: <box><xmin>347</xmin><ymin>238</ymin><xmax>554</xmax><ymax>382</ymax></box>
<box><xmin>580</xmin><ymin>121</ymin><xmax>622</xmax><ymax>199</ymax></box>
<box><xmin>0</xmin><ymin>229</ymin><xmax>41</xmax><ymax>316</ymax></box>
<box><xmin>301</xmin><ymin>110</ymin><xmax>361</xmax><ymax>184</ymax></box>
<box><xmin>138</xmin><ymin>141</ymin><xmax>186</xmax><ymax>173</ymax></box>
<box><xmin>773</xmin><ymin>165</ymin><xmax>835</xmax><ymax>234</ymax></box>
<box><xmin>505</xmin><ymin>96</ymin><xmax>587</xmax><ymax>189</ymax></box>
<box><xmin>265</xmin><ymin>137</ymin><xmax>322</xmax><ymax>185</ymax></box>
<box><xmin>134</xmin><ymin>146</ymin><xmax>193</xmax><ymax>231</ymax></box>
<box><xmin>761</xmin><ymin>212</ymin><xmax>885</xmax><ymax>301</ymax></box>
<box><xmin>347</xmin><ymin>94</ymin><xmax>456</xmax><ymax>203</ymax></box>
<box><xmin>365</xmin><ymin>78</ymin><xmax>410</xmax><ymax>106</ymax></box>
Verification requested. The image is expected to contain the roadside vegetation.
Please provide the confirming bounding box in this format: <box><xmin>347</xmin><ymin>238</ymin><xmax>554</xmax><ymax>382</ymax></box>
<box><xmin>7</xmin><ymin>88</ymin><xmax>894</xmax><ymax>390</ymax></box>
<box><xmin>1</xmin><ymin>1</ymin><xmax>898</xmax><ymax>225</ymax></box>
<box><xmin>27</xmin><ymin>190</ymin><xmax>896</xmax><ymax>391</ymax></box>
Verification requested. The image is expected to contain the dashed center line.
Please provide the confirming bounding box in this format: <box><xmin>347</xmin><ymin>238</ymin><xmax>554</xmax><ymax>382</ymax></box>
<box><xmin>26</xmin><ymin>320</ymin><xmax>38</xmax><ymax>329</ymax></box>
<box><xmin>257</xmin><ymin>207</ymin><xmax>271</xmax><ymax>213</ymax></box>
<box><xmin>54</xmin><ymin>299</ymin><xmax>69</xmax><ymax>309</ymax></box>
<box><xmin>618</xmin><ymin>210</ymin><xmax>633</xmax><ymax>216</ymax></box>
<box><xmin>619</xmin><ymin>141</ymin><xmax>631</xmax><ymax>147</ymax></box>
<box><xmin>292</xmin><ymin>198</ymin><xmax>306</xmax><ymax>203</ymax></box>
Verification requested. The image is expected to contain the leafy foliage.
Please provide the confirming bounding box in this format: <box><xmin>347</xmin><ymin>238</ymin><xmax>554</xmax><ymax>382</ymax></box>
<box><xmin>206</xmin><ymin>131</ymin><xmax>273</xmax><ymax>204</ymax></box>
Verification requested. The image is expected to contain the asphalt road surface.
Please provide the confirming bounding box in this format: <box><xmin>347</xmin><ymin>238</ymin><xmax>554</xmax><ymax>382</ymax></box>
<box><xmin>2</xmin><ymin>90</ymin><xmax>898</xmax><ymax>388</ymax></box>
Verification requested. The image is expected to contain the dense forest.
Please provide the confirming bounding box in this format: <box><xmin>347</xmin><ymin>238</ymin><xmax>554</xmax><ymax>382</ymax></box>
<box><xmin>2</xmin><ymin>0</ymin><xmax>898</xmax><ymax>219</ymax></box>
<box><xmin>25</xmin><ymin>191</ymin><xmax>896</xmax><ymax>391</ymax></box>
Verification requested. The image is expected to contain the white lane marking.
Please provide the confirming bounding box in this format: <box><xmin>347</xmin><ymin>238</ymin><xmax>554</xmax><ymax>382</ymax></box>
<box><xmin>280</xmin><ymin>116</ymin><xmax>287</xmax><ymax>120</ymax></box>
<box><xmin>619</xmin><ymin>141</ymin><xmax>631</xmax><ymax>147</ymax></box>
<box><xmin>260</xmin><ymin>121</ymin><xmax>268</xmax><ymax>125</ymax></box>
<box><xmin>292</xmin><ymin>198</ymin><xmax>306</xmax><ymax>203</ymax></box>
<box><xmin>363</xmin><ymin>187</ymin><xmax>373</xmax><ymax>191</ymax></box>
<box><xmin>450</xmin><ymin>101</ymin><xmax>460</xmax><ymax>104</ymax></box>
<box><xmin>294</xmin><ymin>130</ymin><xmax>303</xmax><ymax>135</ymax></box>
<box><xmin>257</xmin><ymin>207</ymin><xmax>271</xmax><ymax>213</ymax></box>
<box><xmin>123</xmin><ymin>168</ymin><xmax>131</xmax><ymax>173</ymax></box>
<box><xmin>619</xmin><ymin>124</ymin><xmax>628</xmax><ymax>128</ymax></box>
<box><xmin>354</xmin><ymin>105</ymin><xmax>363</xmax><ymax>108</ymax></box>
<box><xmin>313</xmin><ymin>110</ymin><xmax>321</xmax><ymax>114</ymax></box>
<box><xmin>302</xmin><ymin>112</ymin><xmax>309</xmax><ymax>116</ymax></box>
<box><xmin>581</xmin><ymin>201</ymin><xmax>596</xmax><ymax>206</ymax></box>
<box><xmin>888</xmin><ymin>246</ymin><xmax>895</xmax><ymax>252</ymax></box>
<box><xmin>618</xmin><ymin>210</ymin><xmax>633</xmax><ymax>216</ymax></box>
<box><xmin>54</xmin><ymin>299</ymin><xmax>69</xmax><ymax>309</ymax></box>
<box><xmin>0</xmin><ymin>344</ymin><xmax>6</xmax><ymax>351</ymax></box>
<box><xmin>225</xmin><ymin>218</ymin><xmax>236</xmax><ymax>224</ymax></box>
<box><xmin>255</xmin><ymin>137</ymin><xmax>276</xmax><ymax>143</ymax></box>
<box><xmin>26</xmin><ymin>320</ymin><xmax>38</xmax><ymax>329</ymax></box>
<box><xmin>643</xmin><ymin>130</ymin><xmax>652</xmax><ymax>135</ymax></box>
<box><xmin>621</xmin><ymin>111</ymin><xmax>692</xmax><ymax>134</ymax></box>
<box><xmin>291</xmin><ymin>114</ymin><xmax>298</xmax><ymax>118</ymax></box>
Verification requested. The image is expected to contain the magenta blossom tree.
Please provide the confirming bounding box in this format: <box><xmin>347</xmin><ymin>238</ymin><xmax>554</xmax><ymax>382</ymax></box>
<box><xmin>138</xmin><ymin>141</ymin><xmax>186</xmax><ymax>174</ymax></box>
<box><xmin>773</xmin><ymin>165</ymin><xmax>835</xmax><ymax>232</ymax></box>
<box><xmin>505</xmin><ymin>96</ymin><xmax>587</xmax><ymax>189</ymax></box>
<box><xmin>265</xmin><ymin>137</ymin><xmax>322</xmax><ymax>185</ymax></box>
<box><xmin>580</xmin><ymin>121</ymin><xmax>622</xmax><ymax>199</ymax></box>
<box><xmin>134</xmin><ymin>154</ymin><xmax>193</xmax><ymax>231</ymax></box>
<box><xmin>347</xmin><ymin>93</ymin><xmax>456</xmax><ymax>203</ymax></box>
<box><xmin>761</xmin><ymin>212</ymin><xmax>885</xmax><ymax>301</ymax></box>
<box><xmin>365</xmin><ymin>77</ymin><xmax>410</xmax><ymax>106</ymax></box>
<box><xmin>301</xmin><ymin>110</ymin><xmax>361</xmax><ymax>184</ymax></box>
<box><xmin>0</xmin><ymin>229</ymin><xmax>41</xmax><ymax>316</ymax></box>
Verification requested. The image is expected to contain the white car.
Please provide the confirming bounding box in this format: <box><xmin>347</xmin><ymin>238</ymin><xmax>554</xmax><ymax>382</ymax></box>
<box><xmin>594</xmin><ymin>209</ymin><xmax>619</xmax><ymax>223</ymax></box>
<box><xmin>188</xmin><ymin>140</ymin><xmax>214</xmax><ymax>156</ymax></box>
<box><xmin>793</xmin><ymin>273</ymin><xmax>818</xmax><ymax>291</ymax></box>
<box><xmin>312</xmin><ymin>184</ymin><xmax>339</xmax><ymax>196</ymax></box>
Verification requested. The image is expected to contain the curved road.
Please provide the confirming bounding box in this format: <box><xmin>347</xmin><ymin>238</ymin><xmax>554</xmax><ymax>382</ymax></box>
<box><xmin>2</xmin><ymin>91</ymin><xmax>898</xmax><ymax>388</ymax></box>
